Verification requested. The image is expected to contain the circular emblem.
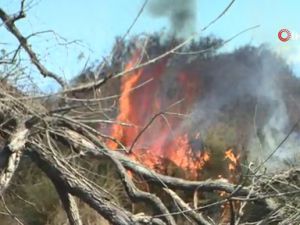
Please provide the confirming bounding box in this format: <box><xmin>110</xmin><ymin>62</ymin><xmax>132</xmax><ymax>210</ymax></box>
<box><xmin>278</xmin><ymin>29</ymin><xmax>291</xmax><ymax>42</ymax></box>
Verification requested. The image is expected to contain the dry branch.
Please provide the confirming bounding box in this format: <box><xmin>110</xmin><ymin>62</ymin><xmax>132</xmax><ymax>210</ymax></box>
<box><xmin>0</xmin><ymin>123</ymin><xmax>28</xmax><ymax>195</ymax></box>
<box><xmin>91</xmin><ymin>149</ymin><xmax>252</xmax><ymax>195</ymax></box>
<box><xmin>0</xmin><ymin>8</ymin><xmax>66</xmax><ymax>88</ymax></box>
<box><xmin>28</xmin><ymin>143</ymin><xmax>166</xmax><ymax>225</ymax></box>
<box><xmin>28</xmin><ymin>146</ymin><xmax>133</xmax><ymax>225</ymax></box>
<box><xmin>107</xmin><ymin>153</ymin><xmax>176</xmax><ymax>225</ymax></box>
<box><xmin>58</xmin><ymin>123</ymin><xmax>253</xmax><ymax>196</ymax></box>
<box><xmin>164</xmin><ymin>188</ymin><xmax>211</xmax><ymax>225</ymax></box>
<box><xmin>53</xmin><ymin>182</ymin><xmax>83</xmax><ymax>225</ymax></box>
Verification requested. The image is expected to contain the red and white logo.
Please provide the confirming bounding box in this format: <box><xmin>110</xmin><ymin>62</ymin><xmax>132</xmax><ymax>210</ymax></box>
<box><xmin>278</xmin><ymin>29</ymin><xmax>292</xmax><ymax>42</ymax></box>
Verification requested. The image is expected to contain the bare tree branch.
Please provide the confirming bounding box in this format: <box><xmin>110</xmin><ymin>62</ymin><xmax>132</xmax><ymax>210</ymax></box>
<box><xmin>0</xmin><ymin>123</ymin><xmax>28</xmax><ymax>195</ymax></box>
<box><xmin>0</xmin><ymin>7</ymin><xmax>66</xmax><ymax>88</ymax></box>
<box><xmin>107</xmin><ymin>153</ymin><xmax>176</xmax><ymax>225</ymax></box>
<box><xmin>164</xmin><ymin>188</ymin><xmax>211</xmax><ymax>225</ymax></box>
<box><xmin>53</xmin><ymin>184</ymin><xmax>83</xmax><ymax>225</ymax></box>
<box><xmin>28</xmin><ymin>142</ymin><xmax>166</xmax><ymax>225</ymax></box>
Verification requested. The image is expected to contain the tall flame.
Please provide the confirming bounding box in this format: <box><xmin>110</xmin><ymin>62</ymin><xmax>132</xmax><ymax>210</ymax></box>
<box><xmin>106</xmin><ymin>51</ymin><xmax>241</xmax><ymax>180</ymax></box>
<box><xmin>106</xmin><ymin>52</ymin><xmax>210</xmax><ymax>178</ymax></box>
<box><xmin>103</xmin><ymin>49</ymin><xmax>243</xmax><ymax>223</ymax></box>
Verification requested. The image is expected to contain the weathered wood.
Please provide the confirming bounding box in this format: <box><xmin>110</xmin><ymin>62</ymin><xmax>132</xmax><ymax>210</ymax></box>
<box><xmin>53</xmin><ymin>181</ymin><xmax>83</xmax><ymax>225</ymax></box>
<box><xmin>108</xmin><ymin>154</ymin><xmax>175</xmax><ymax>225</ymax></box>
<box><xmin>0</xmin><ymin>124</ymin><xmax>28</xmax><ymax>195</ymax></box>
<box><xmin>28</xmin><ymin>145</ymin><xmax>166</xmax><ymax>225</ymax></box>
<box><xmin>164</xmin><ymin>188</ymin><xmax>211</xmax><ymax>225</ymax></box>
<box><xmin>60</xmin><ymin>126</ymin><xmax>253</xmax><ymax>196</ymax></box>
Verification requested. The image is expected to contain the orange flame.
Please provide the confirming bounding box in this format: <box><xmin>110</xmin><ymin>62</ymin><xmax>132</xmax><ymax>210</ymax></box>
<box><xmin>106</xmin><ymin>50</ymin><xmax>241</xmax><ymax>180</ymax></box>
<box><xmin>224</xmin><ymin>148</ymin><xmax>240</xmax><ymax>173</ymax></box>
<box><xmin>106</xmin><ymin>51</ymin><xmax>208</xmax><ymax>178</ymax></box>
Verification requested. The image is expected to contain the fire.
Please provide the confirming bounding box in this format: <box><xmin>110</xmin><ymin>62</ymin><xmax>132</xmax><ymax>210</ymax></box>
<box><xmin>224</xmin><ymin>148</ymin><xmax>240</xmax><ymax>172</ymax></box>
<box><xmin>106</xmin><ymin>51</ymin><xmax>209</xmax><ymax>178</ymax></box>
<box><xmin>107</xmin><ymin>53</ymin><xmax>143</xmax><ymax>150</ymax></box>
<box><xmin>103</xmin><ymin>47</ymin><xmax>243</xmax><ymax>224</ymax></box>
<box><xmin>224</xmin><ymin>148</ymin><xmax>241</xmax><ymax>186</ymax></box>
<box><xmin>106</xmin><ymin>50</ymin><xmax>241</xmax><ymax>180</ymax></box>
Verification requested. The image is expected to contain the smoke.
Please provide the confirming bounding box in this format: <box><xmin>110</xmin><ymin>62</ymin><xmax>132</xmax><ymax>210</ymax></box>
<box><xmin>94</xmin><ymin>36</ymin><xmax>300</xmax><ymax>172</ymax></box>
<box><xmin>147</xmin><ymin>0</ymin><xmax>197</xmax><ymax>38</ymax></box>
<box><xmin>164</xmin><ymin>45</ymin><xmax>300</xmax><ymax>170</ymax></box>
<box><xmin>244</xmin><ymin>54</ymin><xmax>293</xmax><ymax>170</ymax></box>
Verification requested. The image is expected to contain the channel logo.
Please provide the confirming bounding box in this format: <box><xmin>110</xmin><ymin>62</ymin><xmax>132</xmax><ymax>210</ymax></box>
<box><xmin>278</xmin><ymin>29</ymin><xmax>300</xmax><ymax>42</ymax></box>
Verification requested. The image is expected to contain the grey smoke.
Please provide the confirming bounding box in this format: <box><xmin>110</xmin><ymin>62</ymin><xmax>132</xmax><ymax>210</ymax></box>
<box><xmin>147</xmin><ymin>0</ymin><xmax>197</xmax><ymax>38</ymax></box>
<box><xmin>247</xmin><ymin>55</ymin><xmax>292</xmax><ymax>170</ymax></box>
<box><xmin>164</xmin><ymin>46</ymin><xmax>300</xmax><ymax>171</ymax></box>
